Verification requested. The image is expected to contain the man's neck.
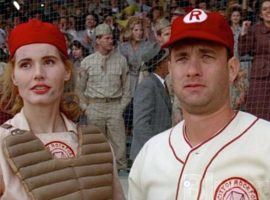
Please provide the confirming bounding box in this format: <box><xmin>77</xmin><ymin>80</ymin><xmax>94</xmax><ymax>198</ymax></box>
<box><xmin>98</xmin><ymin>48</ymin><xmax>112</xmax><ymax>56</ymax></box>
<box><xmin>183</xmin><ymin>105</ymin><xmax>235</xmax><ymax>147</ymax></box>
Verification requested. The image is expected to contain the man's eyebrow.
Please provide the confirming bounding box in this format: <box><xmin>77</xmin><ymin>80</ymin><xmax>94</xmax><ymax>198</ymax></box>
<box><xmin>173</xmin><ymin>51</ymin><xmax>188</xmax><ymax>57</ymax></box>
<box><xmin>198</xmin><ymin>48</ymin><xmax>216</xmax><ymax>54</ymax></box>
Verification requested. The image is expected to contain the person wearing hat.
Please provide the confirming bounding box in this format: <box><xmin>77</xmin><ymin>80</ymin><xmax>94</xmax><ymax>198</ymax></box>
<box><xmin>0</xmin><ymin>19</ymin><xmax>124</xmax><ymax>199</ymax></box>
<box><xmin>129</xmin><ymin>9</ymin><xmax>270</xmax><ymax>199</ymax></box>
<box><xmin>130</xmin><ymin>43</ymin><xmax>172</xmax><ymax>161</ymax></box>
<box><xmin>154</xmin><ymin>18</ymin><xmax>171</xmax><ymax>46</ymax></box>
<box><xmin>170</xmin><ymin>7</ymin><xmax>186</xmax><ymax>23</ymax></box>
<box><xmin>154</xmin><ymin>18</ymin><xmax>183</xmax><ymax>125</ymax></box>
<box><xmin>78</xmin><ymin>23</ymin><xmax>131</xmax><ymax>171</ymax></box>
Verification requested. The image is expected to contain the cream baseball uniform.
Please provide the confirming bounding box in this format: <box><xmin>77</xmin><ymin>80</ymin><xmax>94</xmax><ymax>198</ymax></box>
<box><xmin>0</xmin><ymin>109</ymin><xmax>122</xmax><ymax>200</ymax></box>
<box><xmin>129</xmin><ymin>111</ymin><xmax>270</xmax><ymax>199</ymax></box>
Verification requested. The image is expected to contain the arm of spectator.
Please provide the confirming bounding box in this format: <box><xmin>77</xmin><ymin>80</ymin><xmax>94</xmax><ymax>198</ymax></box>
<box><xmin>238</xmin><ymin>21</ymin><xmax>253</xmax><ymax>56</ymax></box>
<box><xmin>120</xmin><ymin>57</ymin><xmax>131</xmax><ymax>111</ymax></box>
<box><xmin>75</xmin><ymin>59</ymin><xmax>89</xmax><ymax>110</ymax></box>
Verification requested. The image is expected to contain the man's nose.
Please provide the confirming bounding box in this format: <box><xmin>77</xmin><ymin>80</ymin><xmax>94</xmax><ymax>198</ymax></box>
<box><xmin>187</xmin><ymin>58</ymin><xmax>202</xmax><ymax>77</ymax></box>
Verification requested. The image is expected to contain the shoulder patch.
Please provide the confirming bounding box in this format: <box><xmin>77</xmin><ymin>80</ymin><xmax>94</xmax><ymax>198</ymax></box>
<box><xmin>214</xmin><ymin>177</ymin><xmax>258</xmax><ymax>200</ymax></box>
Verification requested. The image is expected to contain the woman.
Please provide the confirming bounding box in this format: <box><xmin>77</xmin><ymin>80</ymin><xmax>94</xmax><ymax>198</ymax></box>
<box><xmin>118</xmin><ymin>16</ymin><xmax>152</xmax><ymax>96</ymax></box>
<box><xmin>70</xmin><ymin>40</ymin><xmax>89</xmax><ymax>68</ymax></box>
<box><xmin>228</xmin><ymin>7</ymin><xmax>248</xmax><ymax>109</ymax></box>
<box><xmin>229</xmin><ymin>7</ymin><xmax>242</xmax><ymax>58</ymax></box>
<box><xmin>118</xmin><ymin>16</ymin><xmax>153</xmax><ymax>134</ymax></box>
<box><xmin>238</xmin><ymin>0</ymin><xmax>270</xmax><ymax>120</ymax></box>
<box><xmin>0</xmin><ymin>19</ymin><xmax>124</xmax><ymax>199</ymax></box>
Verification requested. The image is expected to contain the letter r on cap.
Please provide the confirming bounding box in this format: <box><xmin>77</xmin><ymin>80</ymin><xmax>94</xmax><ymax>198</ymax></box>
<box><xmin>189</xmin><ymin>10</ymin><xmax>202</xmax><ymax>21</ymax></box>
<box><xmin>183</xmin><ymin>9</ymin><xmax>208</xmax><ymax>23</ymax></box>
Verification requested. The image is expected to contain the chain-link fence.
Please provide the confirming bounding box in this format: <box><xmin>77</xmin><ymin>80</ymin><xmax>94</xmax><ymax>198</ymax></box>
<box><xmin>0</xmin><ymin>0</ymin><xmax>268</xmax><ymax>169</ymax></box>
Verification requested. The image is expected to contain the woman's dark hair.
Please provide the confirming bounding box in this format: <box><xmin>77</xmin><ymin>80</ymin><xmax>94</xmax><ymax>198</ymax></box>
<box><xmin>71</xmin><ymin>40</ymin><xmax>89</xmax><ymax>57</ymax></box>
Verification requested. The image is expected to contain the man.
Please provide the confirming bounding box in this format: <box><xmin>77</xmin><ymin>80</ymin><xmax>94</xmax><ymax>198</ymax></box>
<box><xmin>129</xmin><ymin>9</ymin><xmax>270</xmax><ymax>199</ymax></box>
<box><xmin>78</xmin><ymin>23</ymin><xmax>131</xmax><ymax>170</ymax></box>
<box><xmin>154</xmin><ymin>17</ymin><xmax>183</xmax><ymax>125</ymax></box>
<box><xmin>76</xmin><ymin>13</ymin><xmax>98</xmax><ymax>54</ymax></box>
<box><xmin>154</xmin><ymin>18</ymin><xmax>171</xmax><ymax>46</ymax></box>
<box><xmin>130</xmin><ymin>43</ymin><xmax>172</xmax><ymax>161</ymax></box>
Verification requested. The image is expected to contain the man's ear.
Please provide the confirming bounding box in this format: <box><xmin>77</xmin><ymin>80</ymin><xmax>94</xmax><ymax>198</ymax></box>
<box><xmin>168</xmin><ymin>60</ymin><xmax>172</xmax><ymax>74</ymax></box>
<box><xmin>228</xmin><ymin>56</ymin><xmax>240</xmax><ymax>84</ymax></box>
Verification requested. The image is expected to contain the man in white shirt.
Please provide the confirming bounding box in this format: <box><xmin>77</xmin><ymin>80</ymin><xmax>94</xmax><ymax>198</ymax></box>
<box><xmin>129</xmin><ymin>8</ymin><xmax>270</xmax><ymax>200</ymax></box>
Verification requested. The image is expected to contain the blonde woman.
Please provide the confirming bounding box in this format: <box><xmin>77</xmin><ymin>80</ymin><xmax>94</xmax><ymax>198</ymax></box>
<box><xmin>118</xmin><ymin>16</ymin><xmax>153</xmax><ymax>96</ymax></box>
<box><xmin>118</xmin><ymin>16</ymin><xmax>153</xmax><ymax>132</ymax></box>
<box><xmin>0</xmin><ymin>19</ymin><xmax>124</xmax><ymax>200</ymax></box>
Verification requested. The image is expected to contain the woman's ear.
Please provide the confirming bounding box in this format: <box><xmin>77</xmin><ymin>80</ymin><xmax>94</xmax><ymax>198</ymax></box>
<box><xmin>11</xmin><ymin>73</ymin><xmax>18</xmax><ymax>86</ymax></box>
<box><xmin>228</xmin><ymin>56</ymin><xmax>240</xmax><ymax>84</ymax></box>
<box><xmin>64</xmin><ymin>68</ymin><xmax>71</xmax><ymax>81</ymax></box>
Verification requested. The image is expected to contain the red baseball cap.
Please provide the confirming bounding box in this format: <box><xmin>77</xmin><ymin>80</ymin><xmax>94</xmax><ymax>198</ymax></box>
<box><xmin>8</xmin><ymin>19</ymin><xmax>68</xmax><ymax>59</ymax></box>
<box><xmin>163</xmin><ymin>9</ymin><xmax>234</xmax><ymax>57</ymax></box>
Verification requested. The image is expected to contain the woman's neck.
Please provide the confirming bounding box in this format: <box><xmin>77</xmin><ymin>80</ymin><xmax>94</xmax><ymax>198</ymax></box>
<box><xmin>131</xmin><ymin>40</ymin><xmax>140</xmax><ymax>50</ymax></box>
<box><xmin>264</xmin><ymin>20</ymin><xmax>270</xmax><ymax>28</ymax></box>
<box><xmin>232</xmin><ymin>23</ymin><xmax>240</xmax><ymax>30</ymax></box>
<box><xmin>23</xmin><ymin>105</ymin><xmax>67</xmax><ymax>133</ymax></box>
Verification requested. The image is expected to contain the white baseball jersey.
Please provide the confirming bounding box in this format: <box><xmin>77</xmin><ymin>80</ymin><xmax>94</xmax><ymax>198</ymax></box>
<box><xmin>129</xmin><ymin>111</ymin><xmax>270</xmax><ymax>200</ymax></box>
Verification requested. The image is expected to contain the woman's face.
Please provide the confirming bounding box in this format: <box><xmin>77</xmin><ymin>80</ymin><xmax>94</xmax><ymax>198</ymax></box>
<box><xmin>12</xmin><ymin>43</ymin><xmax>71</xmax><ymax>108</ymax></box>
<box><xmin>152</xmin><ymin>9</ymin><xmax>162</xmax><ymax>21</ymax></box>
<box><xmin>132</xmin><ymin>23</ymin><xmax>143</xmax><ymax>42</ymax></box>
<box><xmin>261</xmin><ymin>1</ymin><xmax>270</xmax><ymax>23</ymax></box>
<box><xmin>72</xmin><ymin>45</ymin><xmax>83</xmax><ymax>59</ymax></box>
<box><xmin>230</xmin><ymin>11</ymin><xmax>241</xmax><ymax>25</ymax></box>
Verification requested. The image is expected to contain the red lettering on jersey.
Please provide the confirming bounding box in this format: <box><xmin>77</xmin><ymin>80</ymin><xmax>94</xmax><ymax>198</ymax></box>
<box><xmin>189</xmin><ymin>10</ymin><xmax>202</xmax><ymax>21</ymax></box>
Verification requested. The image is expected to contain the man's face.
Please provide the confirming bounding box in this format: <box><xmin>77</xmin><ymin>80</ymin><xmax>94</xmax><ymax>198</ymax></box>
<box><xmin>169</xmin><ymin>40</ymin><xmax>234</xmax><ymax>115</ymax></box>
<box><xmin>85</xmin><ymin>15</ymin><xmax>96</xmax><ymax>29</ymax></box>
<box><xmin>97</xmin><ymin>34</ymin><xmax>114</xmax><ymax>52</ymax></box>
<box><xmin>158</xmin><ymin>26</ymin><xmax>171</xmax><ymax>45</ymax></box>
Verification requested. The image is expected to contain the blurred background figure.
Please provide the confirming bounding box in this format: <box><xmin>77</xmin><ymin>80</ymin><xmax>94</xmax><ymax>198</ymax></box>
<box><xmin>130</xmin><ymin>43</ymin><xmax>172</xmax><ymax>160</ymax></box>
<box><xmin>78</xmin><ymin>23</ymin><xmax>131</xmax><ymax>170</ymax></box>
<box><xmin>118</xmin><ymin>16</ymin><xmax>153</xmax><ymax>138</ymax></box>
<box><xmin>154</xmin><ymin>17</ymin><xmax>171</xmax><ymax>45</ymax></box>
<box><xmin>77</xmin><ymin>12</ymin><xmax>99</xmax><ymax>54</ymax></box>
<box><xmin>70</xmin><ymin>40</ymin><xmax>89</xmax><ymax>68</ymax></box>
<box><xmin>238</xmin><ymin>0</ymin><xmax>270</xmax><ymax>121</ymax></box>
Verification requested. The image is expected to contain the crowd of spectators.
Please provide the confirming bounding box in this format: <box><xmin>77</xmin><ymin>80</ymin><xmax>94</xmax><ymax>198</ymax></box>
<box><xmin>0</xmin><ymin>0</ymin><xmax>269</xmax><ymax>168</ymax></box>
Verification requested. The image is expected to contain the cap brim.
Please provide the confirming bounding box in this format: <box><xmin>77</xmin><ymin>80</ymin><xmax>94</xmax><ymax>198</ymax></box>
<box><xmin>162</xmin><ymin>30</ymin><xmax>230</xmax><ymax>50</ymax></box>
